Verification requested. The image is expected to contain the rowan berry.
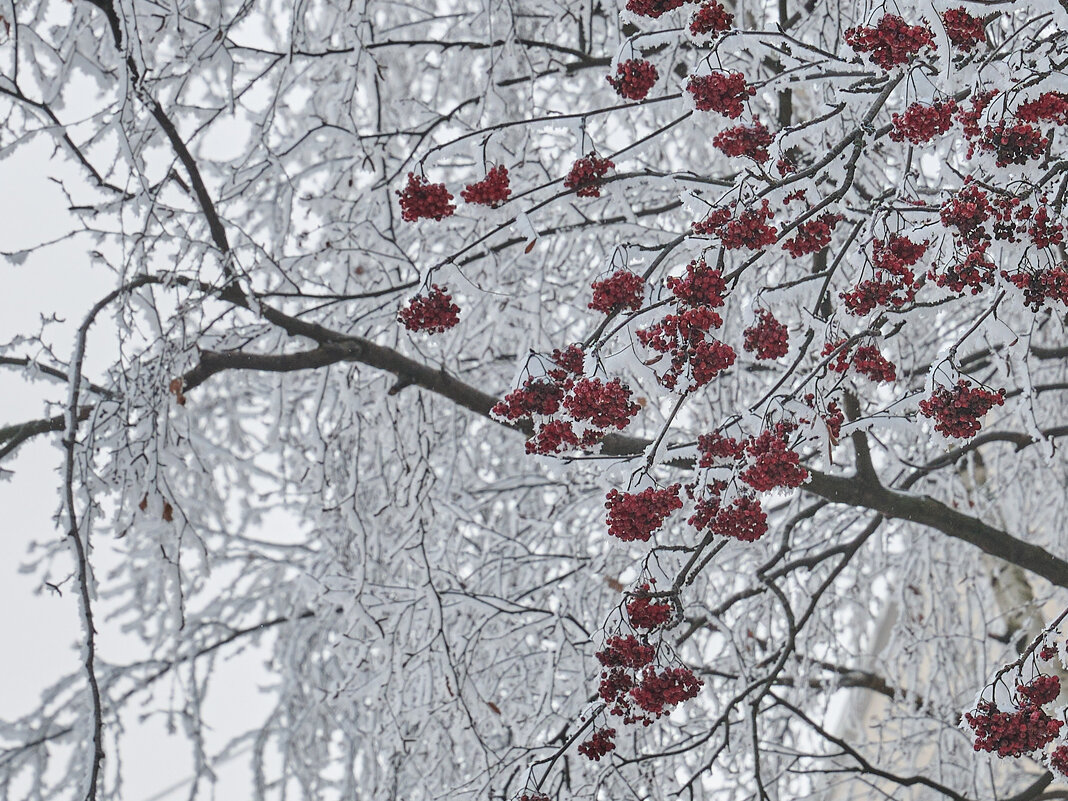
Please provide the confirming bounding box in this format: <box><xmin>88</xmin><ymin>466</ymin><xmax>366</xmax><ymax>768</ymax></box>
<box><xmin>844</xmin><ymin>15</ymin><xmax>934</xmax><ymax>69</ymax></box>
<box><xmin>918</xmin><ymin>380</ymin><xmax>1005</xmax><ymax>438</ymax></box>
<box><xmin>943</xmin><ymin>7</ymin><xmax>986</xmax><ymax>52</ymax></box>
<box><xmin>607</xmin><ymin>59</ymin><xmax>659</xmax><ymax>101</ymax></box>
<box><xmin>460</xmin><ymin>165</ymin><xmax>510</xmax><ymax>207</ymax></box>
<box><xmin>564</xmin><ymin>153</ymin><xmax>614</xmax><ymax>197</ymax></box>
<box><xmin>686</xmin><ymin>72</ymin><xmax>755</xmax><ymax>118</ymax></box>
<box><xmin>743</xmin><ymin>309</ymin><xmax>789</xmax><ymax>359</ymax></box>
<box><xmin>397</xmin><ymin>173</ymin><xmax>455</xmax><ymax>221</ymax></box>
<box><xmin>398</xmin><ymin>285</ymin><xmax>460</xmax><ymax>332</ymax></box>
<box><xmin>713</xmin><ymin>120</ymin><xmax>774</xmax><ymax>162</ymax></box>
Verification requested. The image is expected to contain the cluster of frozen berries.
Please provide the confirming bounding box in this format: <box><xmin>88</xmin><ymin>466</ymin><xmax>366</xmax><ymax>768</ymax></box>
<box><xmin>978</xmin><ymin>121</ymin><xmax>1048</xmax><ymax>167</ymax></box>
<box><xmin>739</xmin><ymin>424</ymin><xmax>810</xmax><ymax>491</ymax></box>
<box><xmin>823</xmin><ymin>340</ymin><xmax>897</xmax><ymax>383</ymax></box>
<box><xmin>564</xmin><ymin>153</ymin><xmax>615</xmax><ymax>197</ymax></box>
<box><xmin>396</xmin><ymin>151</ymin><xmax>616</xmax><ymax>221</ymax></box>
<box><xmin>1016</xmin><ymin>91</ymin><xmax>1068</xmax><ymax>125</ymax></box>
<box><xmin>459</xmin><ymin>165</ymin><xmax>511</xmax><ymax>207</ymax></box>
<box><xmin>890</xmin><ymin>101</ymin><xmax>957</xmax><ymax>145</ymax></box>
<box><xmin>844</xmin><ymin>14</ymin><xmax>934</xmax><ymax>69</ymax></box>
<box><xmin>683</xmin><ymin>424</ymin><xmax>803</xmax><ymax>541</ymax></box>
<box><xmin>743</xmin><ymin>309</ymin><xmax>789</xmax><ymax>359</ymax></box>
<box><xmin>687</xmin><ymin>71</ymin><xmax>755</xmax><ymax>118</ymax></box>
<box><xmin>690</xmin><ymin>493</ymin><xmax>769</xmax><ymax>541</ymax></box>
<box><xmin>782</xmin><ymin>213</ymin><xmax>843</xmax><ymax>258</ymax></box>
<box><xmin>966</xmin><ymin>700</ymin><xmax>1063</xmax><ymax>758</ymax></box>
<box><xmin>943</xmin><ymin>7</ymin><xmax>986</xmax><ymax>51</ymax></box>
<box><xmin>398</xmin><ymin>285</ymin><xmax>461</xmax><ymax>333</ymax></box>
<box><xmin>626</xmin><ymin>584</ymin><xmax>673</xmax><ymax>629</ymax></box>
<box><xmin>840</xmin><ymin>235</ymin><xmax>925</xmax><ymax>315</ymax></box>
<box><xmin>636</xmin><ymin>259</ymin><xmax>736</xmax><ymax>390</ymax></box>
<box><xmin>594</xmin><ymin>635</ymin><xmax>702</xmax><ymax>725</ymax></box>
<box><xmin>605</xmin><ymin>485</ymin><xmax>683</xmax><ymax>542</ymax></box>
<box><xmin>607</xmin><ymin>59</ymin><xmax>659</xmax><ymax>101</ymax></box>
<box><xmin>940</xmin><ymin>182</ymin><xmax>992</xmax><ymax>241</ymax></box>
<box><xmin>693</xmin><ymin>201</ymin><xmax>778</xmax><ymax>251</ymax></box>
<box><xmin>966</xmin><ymin>675</ymin><xmax>1063</xmax><ymax>758</ymax></box>
<box><xmin>918</xmin><ymin>379</ymin><xmax>1005</xmax><ymax>438</ymax></box>
<box><xmin>1003</xmin><ymin>265</ymin><xmax>1068</xmax><ymax>311</ymax></box>
<box><xmin>689</xmin><ymin>0</ymin><xmax>732</xmax><ymax>37</ymax></box>
<box><xmin>930</xmin><ymin>242</ymin><xmax>995</xmax><ymax>294</ymax></box>
<box><xmin>589</xmin><ymin>270</ymin><xmax>645</xmax><ymax>314</ymax></box>
<box><xmin>625</xmin><ymin>0</ymin><xmax>685</xmax><ymax>18</ymax></box>
<box><xmin>713</xmin><ymin>121</ymin><xmax>774</xmax><ymax>162</ymax></box>
<box><xmin>491</xmin><ymin>345</ymin><xmax>641</xmax><ymax>454</ymax></box>
<box><xmin>397</xmin><ymin>174</ymin><xmax>457</xmax><ymax>221</ymax></box>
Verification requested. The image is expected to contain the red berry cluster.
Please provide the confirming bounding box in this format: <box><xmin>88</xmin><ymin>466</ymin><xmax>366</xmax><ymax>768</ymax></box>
<box><xmin>666</xmin><ymin>258</ymin><xmax>728</xmax><ymax>306</ymax></box>
<box><xmin>638</xmin><ymin>312</ymin><xmax>736</xmax><ymax>389</ymax></box>
<box><xmin>689</xmin><ymin>0</ymin><xmax>733</xmax><ymax>37</ymax></box>
<box><xmin>492</xmin><ymin>347</ymin><xmax>642</xmax><ymax>454</ymax></box>
<box><xmin>978</xmin><ymin>121</ymin><xmax>1048</xmax><ymax>167</ymax></box>
<box><xmin>398</xmin><ymin>285</ymin><xmax>461</xmax><ymax>333</ymax></box>
<box><xmin>740</xmin><ymin>426</ymin><xmax>809</xmax><ymax>491</ymax></box>
<box><xmin>743</xmin><ymin>309</ymin><xmax>789</xmax><ymax>359</ymax></box>
<box><xmin>958</xmin><ymin>90</ymin><xmax>999</xmax><ymax>141</ymax></box>
<box><xmin>930</xmin><ymin>242</ymin><xmax>995</xmax><ymax>294</ymax></box>
<box><xmin>589</xmin><ymin>270</ymin><xmax>645</xmax><ymax>314</ymax></box>
<box><xmin>713</xmin><ymin>120</ymin><xmax>774</xmax><ymax>162</ymax></box>
<box><xmin>597</xmin><ymin>638</ymin><xmax>702</xmax><ymax>724</ymax></box>
<box><xmin>564</xmin><ymin>153</ymin><xmax>615</xmax><ymax>197</ymax></box>
<box><xmin>782</xmin><ymin>212</ymin><xmax>843</xmax><ymax>258</ymax></box>
<box><xmin>1040</xmin><ymin>643</ymin><xmax>1059</xmax><ymax>662</ymax></box>
<box><xmin>709</xmin><ymin>496</ymin><xmax>768</xmax><ymax>541</ymax></box>
<box><xmin>918</xmin><ymin>379</ymin><xmax>1006</xmax><ymax>438</ymax></box>
<box><xmin>566</xmin><ymin>378</ymin><xmax>642</xmax><ymax>429</ymax></box>
<box><xmin>1027</xmin><ymin>206</ymin><xmax>1065</xmax><ymax>248</ymax></box>
<box><xmin>889</xmin><ymin>101</ymin><xmax>957</xmax><ymax>144</ymax></box>
<box><xmin>1017</xmin><ymin>676</ymin><xmax>1061</xmax><ymax>706</ymax></box>
<box><xmin>578</xmin><ymin>727</ymin><xmax>617</xmax><ymax>760</ymax></box>
<box><xmin>965</xmin><ymin>700</ymin><xmax>1063</xmax><ymax>757</ymax></box>
<box><xmin>697</xmin><ymin>432</ymin><xmax>743</xmax><ymax>466</ymax></box>
<box><xmin>550</xmin><ymin>344</ymin><xmax>585</xmax><ymax>376</ymax></box>
<box><xmin>627</xmin><ymin>585</ymin><xmax>673</xmax><ymax>629</ymax></box>
<box><xmin>626</xmin><ymin>0</ymin><xmax>685</xmax><ymax>18</ymax></box>
<box><xmin>824</xmin><ymin>340</ymin><xmax>897</xmax><ymax>383</ymax></box>
<box><xmin>1053</xmin><ymin>745</ymin><xmax>1068</xmax><ymax>778</ymax></box>
<box><xmin>518</xmin><ymin>793</ymin><xmax>551</xmax><ymax>801</ymax></box>
<box><xmin>841</xmin><ymin>235</ymin><xmax>925</xmax><ymax>315</ymax></box>
<box><xmin>607</xmin><ymin>59</ymin><xmax>659</xmax><ymax>101</ymax></box>
<box><xmin>397</xmin><ymin>173</ymin><xmax>456</xmax><ymax>221</ymax></box>
<box><xmin>686</xmin><ymin>72</ymin><xmax>755</xmax><ymax>118</ymax></box>
<box><xmin>1016</xmin><ymin>92</ymin><xmax>1068</xmax><ymax>125</ymax></box>
<box><xmin>605</xmin><ymin>485</ymin><xmax>683</xmax><ymax>542</ymax></box>
<box><xmin>688</xmin><ymin>480</ymin><xmax>769</xmax><ymax>540</ymax></box>
<box><xmin>988</xmin><ymin>195</ymin><xmax>1030</xmax><ymax>242</ymax></box>
<box><xmin>943</xmin><ymin>7</ymin><xmax>986</xmax><ymax>52</ymax></box>
<box><xmin>844</xmin><ymin>14</ymin><xmax>934</xmax><ymax>69</ymax></box>
<box><xmin>597</xmin><ymin>634</ymin><xmax>656</xmax><ymax>669</ymax></box>
<box><xmin>940</xmin><ymin>183</ymin><xmax>991</xmax><ymax>239</ymax></box>
<box><xmin>493</xmin><ymin>377</ymin><xmax>564</xmax><ymax>419</ymax></box>
<box><xmin>638</xmin><ymin>260</ymin><xmax>736</xmax><ymax>390</ymax></box>
<box><xmin>460</xmin><ymin>165</ymin><xmax>510</xmax><ymax>207</ymax></box>
<box><xmin>694</xmin><ymin>200</ymin><xmax>778</xmax><ymax>250</ymax></box>
<box><xmin>524</xmin><ymin>419</ymin><xmax>583</xmax><ymax>454</ymax></box>
<box><xmin>1003</xmin><ymin>265</ymin><xmax>1068</xmax><ymax>311</ymax></box>
<box><xmin>628</xmin><ymin>666</ymin><xmax>703</xmax><ymax>718</ymax></box>
<box><xmin>823</xmin><ymin>400</ymin><xmax>845</xmax><ymax>441</ymax></box>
